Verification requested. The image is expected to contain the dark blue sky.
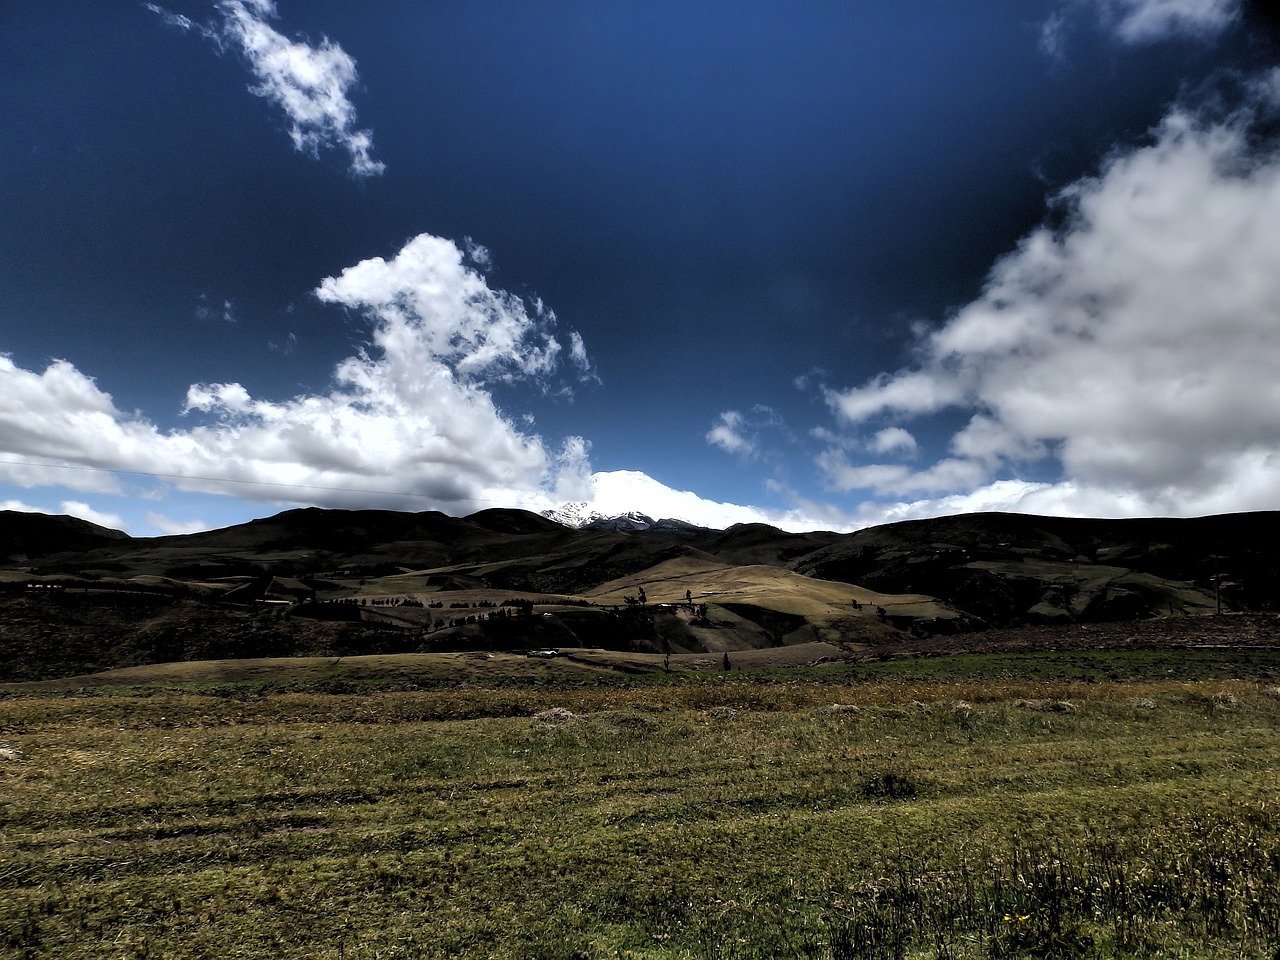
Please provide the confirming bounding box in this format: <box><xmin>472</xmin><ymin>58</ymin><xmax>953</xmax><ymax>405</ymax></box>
<box><xmin>2</xmin><ymin>2</ymin><xmax>1278</xmax><ymax>533</ymax></box>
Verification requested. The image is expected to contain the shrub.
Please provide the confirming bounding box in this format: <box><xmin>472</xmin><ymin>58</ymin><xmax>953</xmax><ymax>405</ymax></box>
<box><xmin>532</xmin><ymin>706</ymin><xmax>577</xmax><ymax>725</ymax></box>
<box><xmin>860</xmin><ymin>771</ymin><xmax>918</xmax><ymax>802</ymax></box>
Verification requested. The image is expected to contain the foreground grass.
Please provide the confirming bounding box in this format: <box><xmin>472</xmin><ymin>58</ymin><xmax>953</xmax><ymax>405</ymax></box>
<box><xmin>2</xmin><ymin>677</ymin><xmax>1278</xmax><ymax>958</ymax></box>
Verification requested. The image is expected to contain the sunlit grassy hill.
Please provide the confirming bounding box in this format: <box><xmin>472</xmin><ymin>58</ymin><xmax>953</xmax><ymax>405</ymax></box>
<box><xmin>584</xmin><ymin>555</ymin><xmax>961</xmax><ymax>646</ymax></box>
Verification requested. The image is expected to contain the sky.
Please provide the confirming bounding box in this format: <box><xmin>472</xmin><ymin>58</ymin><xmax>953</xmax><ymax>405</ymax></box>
<box><xmin>3</xmin><ymin>0</ymin><xmax>1280</xmax><ymax>535</ymax></box>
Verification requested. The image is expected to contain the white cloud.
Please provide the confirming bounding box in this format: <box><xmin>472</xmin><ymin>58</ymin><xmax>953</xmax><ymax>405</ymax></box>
<box><xmin>1102</xmin><ymin>0</ymin><xmax>1240</xmax><ymax>43</ymax></box>
<box><xmin>1041</xmin><ymin>0</ymin><xmax>1238</xmax><ymax>59</ymax></box>
<box><xmin>947</xmin><ymin>416</ymin><xmax>1022</xmax><ymax>465</ymax></box>
<box><xmin>144</xmin><ymin>512</ymin><xmax>210</xmax><ymax>536</ymax></box>
<box><xmin>186</xmin><ymin>382</ymin><xmax>254</xmax><ymax>415</ymax></box>
<box><xmin>144</xmin><ymin>3</ymin><xmax>196</xmax><ymax>33</ymax></box>
<box><xmin>706</xmin><ymin>406</ymin><xmax>790</xmax><ymax>461</ymax></box>
<box><xmin>816</xmin><ymin>452</ymin><xmax>987</xmax><ymax>497</ymax></box>
<box><xmin>706</xmin><ymin>411</ymin><xmax>756</xmax><ymax>457</ymax></box>
<box><xmin>819</xmin><ymin>79</ymin><xmax>1280</xmax><ymax>521</ymax></box>
<box><xmin>1047</xmin><ymin>0</ymin><xmax>1241</xmax><ymax>49</ymax></box>
<box><xmin>1039</xmin><ymin>12</ymin><xmax>1070</xmax><ymax>59</ymax></box>
<box><xmin>847</xmin><ymin>478</ymin><xmax>1175</xmax><ymax>528</ymax></box>
<box><xmin>567</xmin><ymin>331</ymin><xmax>597</xmax><ymax>382</ymax></box>
<box><xmin>0</xmin><ymin>497</ymin><xmax>130</xmax><ymax>531</ymax></box>
<box><xmin>824</xmin><ymin>370</ymin><xmax>963</xmax><ymax>424</ymax></box>
<box><xmin>815</xmin><ymin>457</ymin><xmax>909</xmax><ymax>494</ymax></box>
<box><xmin>315</xmin><ymin>234</ymin><xmax>566</xmax><ymax>382</ymax></box>
<box><xmin>583</xmin><ymin>470</ymin><xmax>850</xmax><ymax>533</ymax></box>
<box><xmin>0</xmin><ymin>234</ymin><xmax>591</xmax><ymax>514</ymax></box>
<box><xmin>150</xmin><ymin>0</ymin><xmax>384</xmax><ymax>176</ymax></box>
<box><xmin>463</xmin><ymin>237</ymin><xmax>493</xmax><ymax>270</ymax></box>
<box><xmin>868</xmin><ymin>427</ymin><xmax>918</xmax><ymax>457</ymax></box>
<box><xmin>61</xmin><ymin>500</ymin><xmax>127</xmax><ymax>532</ymax></box>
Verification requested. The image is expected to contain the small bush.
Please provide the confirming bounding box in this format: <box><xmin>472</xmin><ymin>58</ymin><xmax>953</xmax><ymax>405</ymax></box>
<box><xmin>532</xmin><ymin>707</ymin><xmax>577</xmax><ymax>726</ymax></box>
<box><xmin>860</xmin><ymin>771</ymin><xmax>918</xmax><ymax>801</ymax></box>
<box><xmin>817</xmin><ymin>702</ymin><xmax>862</xmax><ymax>715</ymax></box>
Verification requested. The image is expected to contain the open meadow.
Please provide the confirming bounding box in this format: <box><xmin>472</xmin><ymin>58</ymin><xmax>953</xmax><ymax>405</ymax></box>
<box><xmin>3</xmin><ymin>653</ymin><xmax>1279</xmax><ymax>959</ymax></box>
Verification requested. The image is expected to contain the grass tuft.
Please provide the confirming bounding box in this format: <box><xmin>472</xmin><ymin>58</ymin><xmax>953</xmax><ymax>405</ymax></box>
<box><xmin>532</xmin><ymin>706</ymin><xmax>579</xmax><ymax>725</ymax></box>
<box><xmin>1015</xmin><ymin>698</ymin><xmax>1079</xmax><ymax>713</ymax></box>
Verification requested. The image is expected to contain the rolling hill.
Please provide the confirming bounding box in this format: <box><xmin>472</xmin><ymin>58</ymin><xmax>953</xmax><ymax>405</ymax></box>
<box><xmin>2</xmin><ymin>506</ymin><xmax>1278</xmax><ymax>681</ymax></box>
<box><xmin>787</xmin><ymin>511</ymin><xmax>1280</xmax><ymax>625</ymax></box>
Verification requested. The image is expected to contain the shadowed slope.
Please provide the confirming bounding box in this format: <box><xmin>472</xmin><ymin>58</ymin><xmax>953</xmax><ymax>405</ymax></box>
<box><xmin>791</xmin><ymin>511</ymin><xmax>1280</xmax><ymax>625</ymax></box>
<box><xmin>0</xmin><ymin>510</ymin><xmax>128</xmax><ymax>561</ymax></box>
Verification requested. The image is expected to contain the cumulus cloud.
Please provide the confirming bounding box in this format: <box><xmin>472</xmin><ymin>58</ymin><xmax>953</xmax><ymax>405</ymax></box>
<box><xmin>868</xmin><ymin>427</ymin><xmax>918</xmax><ymax>457</ymax></box>
<box><xmin>0</xmin><ymin>234</ymin><xmax>592</xmax><ymax>514</ymax></box>
<box><xmin>820</xmin><ymin>76</ymin><xmax>1280</xmax><ymax>521</ymax></box>
<box><xmin>0</xmin><ymin>228</ymin><xmax>851</xmax><ymax>532</ymax></box>
<box><xmin>706</xmin><ymin>406</ymin><xmax>789</xmax><ymax>461</ymax></box>
<box><xmin>706</xmin><ymin>411</ymin><xmax>756</xmax><ymax>457</ymax></box>
<box><xmin>148</xmin><ymin>0</ymin><xmax>384</xmax><ymax>176</ymax></box>
<box><xmin>823</xmin><ymin>370</ymin><xmax>963</xmax><ymax>424</ymax></box>
<box><xmin>315</xmin><ymin>234</ymin><xmax>566</xmax><ymax>382</ymax></box>
<box><xmin>0</xmin><ymin>499</ymin><xmax>41</xmax><ymax>514</ymax></box>
<box><xmin>0</xmin><ymin>495</ymin><xmax>127</xmax><ymax>531</ymax></box>
<box><xmin>61</xmin><ymin>501</ymin><xmax>128</xmax><ymax>532</ymax></box>
<box><xmin>817</xmin><ymin>452</ymin><xmax>987</xmax><ymax>497</ymax></box>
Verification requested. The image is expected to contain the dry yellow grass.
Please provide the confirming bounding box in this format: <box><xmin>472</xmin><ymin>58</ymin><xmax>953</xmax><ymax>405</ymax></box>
<box><xmin>588</xmin><ymin>557</ymin><xmax>942</xmax><ymax>612</ymax></box>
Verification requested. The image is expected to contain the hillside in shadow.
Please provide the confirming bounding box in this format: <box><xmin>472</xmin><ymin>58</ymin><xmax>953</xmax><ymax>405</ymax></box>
<box><xmin>2</xmin><ymin>507</ymin><xmax>1276</xmax><ymax>681</ymax></box>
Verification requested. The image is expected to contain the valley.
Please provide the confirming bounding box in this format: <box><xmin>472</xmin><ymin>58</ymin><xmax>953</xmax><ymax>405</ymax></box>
<box><xmin>2</xmin><ymin>506</ymin><xmax>1278</xmax><ymax>683</ymax></box>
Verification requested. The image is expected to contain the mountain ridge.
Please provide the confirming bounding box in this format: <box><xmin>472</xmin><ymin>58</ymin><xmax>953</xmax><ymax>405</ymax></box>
<box><xmin>3</xmin><ymin>506</ymin><xmax>1279</xmax><ymax>683</ymax></box>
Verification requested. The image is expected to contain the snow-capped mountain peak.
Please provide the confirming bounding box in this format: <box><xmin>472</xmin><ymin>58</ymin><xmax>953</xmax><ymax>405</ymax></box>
<box><xmin>583</xmin><ymin>510</ymin><xmax>657</xmax><ymax>532</ymax></box>
<box><xmin>540</xmin><ymin>503</ymin><xmax>657</xmax><ymax>530</ymax></box>
<box><xmin>539</xmin><ymin>469</ymin><xmax>837</xmax><ymax>535</ymax></box>
<box><xmin>540</xmin><ymin>502</ymin><xmax>597</xmax><ymax>528</ymax></box>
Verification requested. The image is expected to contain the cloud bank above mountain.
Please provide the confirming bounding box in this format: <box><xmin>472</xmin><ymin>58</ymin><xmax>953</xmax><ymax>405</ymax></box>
<box><xmin>0</xmin><ymin>234</ymin><xmax>593</xmax><ymax>517</ymax></box>
<box><xmin>817</xmin><ymin>70</ymin><xmax>1280</xmax><ymax>523</ymax></box>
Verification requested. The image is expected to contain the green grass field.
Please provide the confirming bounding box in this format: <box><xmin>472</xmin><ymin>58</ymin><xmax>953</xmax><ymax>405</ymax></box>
<box><xmin>2</xmin><ymin>663</ymin><xmax>1279</xmax><ymax>958</ymax></box>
